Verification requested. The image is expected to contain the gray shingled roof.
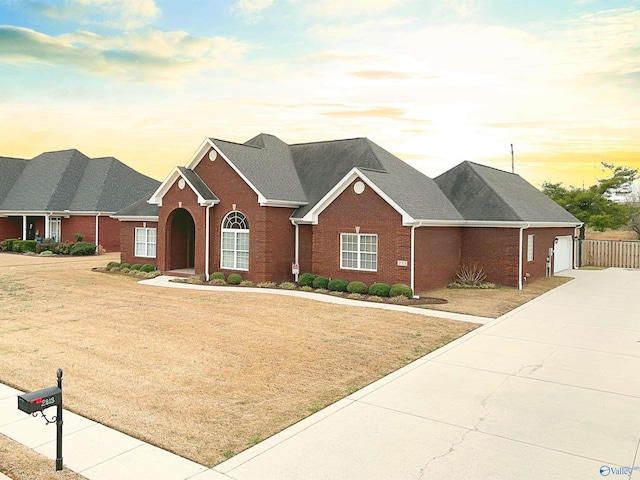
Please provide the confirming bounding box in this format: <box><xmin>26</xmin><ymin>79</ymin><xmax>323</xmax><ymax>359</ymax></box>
<box><xmin>0</xmin><ymin>156</ymin><xmax>27</xmax><ymax>204</ymax></box>
<box><xmin>435</xmin><ymin>161</ymin><xmax>580</xmax><ymax>223</ymax></box>
<box><xmin>0</xmin><ymin>149</ymin><xmax>160</xmax><ymax>213</ymax></box>
<box><xmin>290</xmin><ymin>138</ymin><xmax>463</xmax><ymax>221</ymax></box>
<box><xmin>212</xmin><ymin>134</ymin><xmax>307</xmax><ymax>203</ymax></box>
<box><xmin>114</xmin><ymin>194</ymin><xmax>158</xmax><ymax>218</ymax></box>
<box><xmin>177</xmin><ymin>167</ymin><xmax>218</xmax><ymax>203</ymax></box>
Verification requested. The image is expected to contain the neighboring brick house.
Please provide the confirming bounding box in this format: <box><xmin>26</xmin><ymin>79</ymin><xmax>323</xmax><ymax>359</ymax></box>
<box><xmin>116</xmin><ymin>133</ymin><xmax>581</xmax><ymax>292</ymax></box>
<box><xmin>0</xmin><ymin>149</ymin><xmax>159</xmax><ymax>252</ymax></box>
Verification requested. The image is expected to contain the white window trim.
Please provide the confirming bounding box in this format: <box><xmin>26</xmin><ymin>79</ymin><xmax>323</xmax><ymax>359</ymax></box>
<box><xmin>49</xmin><ymin>217</ymin><xmax>61</xmax><ymax>242</ymax></box>
<box><xmin>527</xmin><ymin>234</ymin><xmax>534</xmax><ymax>262</ymax></box>
<box><xmin>134</xmin><ymin>227</ymin><xmax>157</xmax><ymax>258</ymax></box>
<box><xmin>220</xmin><ymin>212</ymin><xmax>249</xmax><ymax>271</ymax></box>
<box><xmin>340</xmin><ymin>233</ymin><xmax>378</xmax><ymax>271</ymax></box>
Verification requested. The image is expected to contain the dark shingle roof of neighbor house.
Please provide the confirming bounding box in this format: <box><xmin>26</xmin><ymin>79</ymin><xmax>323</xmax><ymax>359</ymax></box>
<box><xmin>289</xmin><ymin>138</ymin><xmax>464</xmax><ymax>221</ymax></box>
<box><xmin>435</xmin><ymin>161</ymin><xmax>580</xmax><ymax>223</ymax></box>
<box><xmin>0</xmin><ymin>156</ymin><xmax>27</xmax><ymax>204</ymax></box>
<box><xmin>0</xmin><ymin>149</ymin><xmax>160</xmax><ymax>213</ymax></box>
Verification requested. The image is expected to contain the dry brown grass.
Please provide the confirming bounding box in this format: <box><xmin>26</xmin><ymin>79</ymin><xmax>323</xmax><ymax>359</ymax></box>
<box><xmin>0</xmin><ymin>253</ymin><xmax>478</xmax><ymax>474</ymax></box>
<box><xmin>585</xmin><ymin>227</ymin><xmax>638</xmax><ymax>241</ymax></box>
<box><xmin>418</xmin><ymin>276</ymin><xmax>573</xmax><ymax>318</ymax></box>
<box><xmin>0</xmin><ymin>434</ymin><xmax>86</xmax><ymax>480</ymax></box>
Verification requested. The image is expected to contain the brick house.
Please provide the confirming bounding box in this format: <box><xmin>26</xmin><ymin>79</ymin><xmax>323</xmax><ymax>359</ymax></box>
<box><xmin>116</xmin><ymin>134</ymin><xmax>581</xmax><ymax>292</ymax></box>
<box><xmin>0</xmin><ymin>149</ymin><xmax>159</xmax><ymax>252</ymax></box>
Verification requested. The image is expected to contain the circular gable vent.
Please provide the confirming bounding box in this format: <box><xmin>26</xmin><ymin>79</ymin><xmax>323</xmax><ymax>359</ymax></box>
<box><xmin>354</xmin><ymin>181</ymin><xmax>365</xmax><ymax>194</ymax></box>
<box><xmin>178</xmin><ymin>178</ymin><xmax>186</xmax><ymax>190</ymax></box>
<box><xmin>209</xmin><ymin>150</ymin><xmax>218</xmax><ymax>161</ymax></box>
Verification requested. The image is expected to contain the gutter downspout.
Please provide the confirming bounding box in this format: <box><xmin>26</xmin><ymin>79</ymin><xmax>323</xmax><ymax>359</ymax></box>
<box><xmin>95</xmin><ymin>213</ymin><xmax>100</xmax><ymax>251</ymax></box>
<box><xmin>518</xmin><ymin>223</ymin><xmax>531</xmax><ymax>290</ymax></box>
<box><xmin>410</xmin><ymin>224</ymin><xmax>417</xmax><ymax>295</ymax></box>
<box><xmin>205</xmin><ymin>204</ymin><xmax>213</xmax><ymax>281</ymax></box>
<box><xmin>290</xmin><ymin>218</ymin><xmax>299</xmax><ymax>282</ymax></box>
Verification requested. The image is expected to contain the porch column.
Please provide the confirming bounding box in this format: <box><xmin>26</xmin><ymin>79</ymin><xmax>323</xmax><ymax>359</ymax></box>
<box><xmin>22</xmin><ymin>215</ymin><xmax>27</xmax><ymax>240</ymax></box>
<box><xmin>44</xmin><ymin>214</ymin><xmax>50</xmax><ymax>239</ymax></box>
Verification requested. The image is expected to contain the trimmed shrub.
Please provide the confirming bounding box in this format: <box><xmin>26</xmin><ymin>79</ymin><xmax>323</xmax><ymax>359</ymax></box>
<box><xmin>210</xmin><ymin>272</ymin><xmax>226</xmax><ymax>281</ymax></box>
<box><xmin>140</xmin><ymin>264</ymin><xmax>155</xmax><ymax>273</ymax></box>
<box><xmin>368</xmin><ymin>282</ymin><xmax>391</xmax><ymax>297</ymax></box>
<box><xmin>106</xmin><ymin>261</ymin><xmax>120</xmax><ymax>271</ymax></box>
<box><xmin>187</xmin><ymin>276</ymin><xmax>203</xmax><ymax>284</ymax></box>
<box><xmin>298</xmin><ymin>273</ymin><xmax>316</xmax><ymax>287</ymax></box>
<box><xmin>389</xmin><ymin>283</ymin><xmax>413</xmax><ymax>299</ymax></box>
<box><xmin>130</xmin><ymin>264</ymin><xmax>142</xmax><ymax>271</ymax></box>
<box><xmin>120</xmin><ymin>262</ymin><xmax>131</xmax><ymax>269</ymax></box>
<box><xmin>312</xmin><ymin>276</ymin><xmax>329</xmax><ymax>289</ymax></box>
<box><xmin>328</xmin><ymin>278</ymin><xmax>348</xmax><ymax>292</ymax></box>
<box><xmin>227</xmin><ymin>273</ymin><xmax>243</xmax><ymax>285</ymax></box>
<box><xmin>12</xmin><ymin>242</ymin><xmax>21</xmax><ymax>252</ymax></box>
<box><xmin>70</xmin><ymin>242</ymin><xmax>96</xmax><ymax>256</ymax></box>
<box><xmin>21</xmin><ymin>240</ymin><xmax>37</xmax><ymax>252</ymax></box>
<box><xmin>347</xmin><ymin>281</ymin><xmax>368</xmax><ymax>294</ymax></box>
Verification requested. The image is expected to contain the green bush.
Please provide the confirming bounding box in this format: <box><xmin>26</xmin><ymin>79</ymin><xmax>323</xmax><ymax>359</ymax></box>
<box><xmin>74</xmin><ymin>232</ymin><xmax>85</xmax><ymax>242</ymax></box>
<box><xmin>53</xmin><ymin>242</ymin><xmax>72</xmax><ymax>255</ymax></box>
<box><xmin>130</xmin><ymin>264</ymin><xmax>142</xmax><ymax>271</ymax></box>
<box><xmin>4</xmin><ymin>239</ymin><xmax>16</xmax><ymax>252</ymax></box>
<box><xmin>106</xmin><ymin>261</ymin><xmax>120</xmax><ymax>271</ymax></box>
<box><xmin>328</xmin><ymin>278</ymin><xmax>348</xmax><ymax>292</ymax></box>
<box><xmin>298</xmin><ymin>273</ymin><xmax>316</xmax><ymax>287</ymax></box>
<box><xmin>20</xmin><ymin>240</ymin><xmax>37</xmax><ymax>252</ymax></box>
<box><xmin>389</xmin><ymin>283</ymin><xmax>413</xmax><ymax>299</ymax></box>
<box><xmin>120</xmin><ymin>262</ymin><xmax>131</xmax><ymax>269</ymax></box>
<box><xmin>210</xmin><ymin>272</ymin><xmax>226</xmax><ymax>281</ymax></box>
<box><xmin>70</xmin><ymin>242</ymin><xmax>96</xmax><ymax>256</ymax></box>
<box><xmin>227</xmin><ymin>273</ymin><xmax>243</xmax><ymax>285</ymax></box>
<box><xmin>347</xmin><ymin>281</ymin><xmax>368</xmax><ymax>294</ymax></box>
<box><xmin>12</xmin><ymin>241</ymin><xmax>21</xmax><ymax>252</ymax></box>
<box><xmin>312</xmin><ymin>276</ymin><xmax>329</xmax><ymax>289</ymax></box>
<box><xmin>40</xmin><ymin>250</ymin><xmax>54</xmax><ymax>256</ymax></box>
<box><xmin>140</xmin><ymin>264</ymin><xmax>156</xmax><ymax>273</ymax></box>
<box><xmin>368</xmin><ymin>283</ymin><xmax>391</xmax><ymax>297</ymax></box>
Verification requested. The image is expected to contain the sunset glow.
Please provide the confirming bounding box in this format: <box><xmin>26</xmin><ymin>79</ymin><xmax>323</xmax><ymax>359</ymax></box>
<box><xmin>1</xmin><ymin>0</ymin><xmax>638</xmax><ymax>189</ymax></box>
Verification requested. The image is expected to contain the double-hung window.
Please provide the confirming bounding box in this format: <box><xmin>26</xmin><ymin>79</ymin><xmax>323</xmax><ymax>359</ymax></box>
<box><xmin>135</xmin><ymin>227</ymin><xmax>156</xmax><ymax>258</ymax></box>
<box><xmin>341</xmin><ymin>233</ymin><xmax>378</xmax><ymax>271</ymax></box>
<box><xmin>221</xmin><ymin>211</ymin><xmax>249</xmax><ymax>270</ymax></box>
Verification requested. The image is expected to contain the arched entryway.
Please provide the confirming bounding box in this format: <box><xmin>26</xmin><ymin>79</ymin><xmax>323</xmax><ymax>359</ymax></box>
<box><xmin>168</xmin><ymin>208</ymin><xmax>195</xmax><ymax>271</ymax></box>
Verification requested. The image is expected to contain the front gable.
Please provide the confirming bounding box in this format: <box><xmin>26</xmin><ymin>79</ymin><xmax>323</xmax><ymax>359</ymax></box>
<box><xmin>148</xmin><ymin>166</ymin><xmax>218</xmax><ymax>207</ymax></box>
<box><xmin>295</xmin><ymin>168</ymin><xmax>415</xmax><ymax>225</ymax></box>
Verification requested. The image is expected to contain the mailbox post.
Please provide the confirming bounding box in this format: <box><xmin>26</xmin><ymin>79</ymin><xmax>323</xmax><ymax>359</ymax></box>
<box><xmin>17</xmin><ymin>369</ymin><xmax>64</xmax><ymax>471</ymax></box>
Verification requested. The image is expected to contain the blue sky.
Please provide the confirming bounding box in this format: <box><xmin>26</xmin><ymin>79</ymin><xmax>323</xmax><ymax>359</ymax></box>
<box><xmin>1</xmin><ymin>0</ymin><xmax>639</xmax><ymax>188</ymax></box>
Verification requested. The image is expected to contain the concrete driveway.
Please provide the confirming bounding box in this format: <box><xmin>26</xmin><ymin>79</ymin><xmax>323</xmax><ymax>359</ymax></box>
<box><xmin>209</xmin><ymin>268</ymin><xmax>640</xmax><ymax>480</ymax></box>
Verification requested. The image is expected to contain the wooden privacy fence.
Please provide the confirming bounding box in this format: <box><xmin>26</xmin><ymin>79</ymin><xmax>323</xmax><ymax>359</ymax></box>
<box><xmin>581</xmin><ymin>239</ymin><xmax>640</xmax><ymax>268</ymax></box>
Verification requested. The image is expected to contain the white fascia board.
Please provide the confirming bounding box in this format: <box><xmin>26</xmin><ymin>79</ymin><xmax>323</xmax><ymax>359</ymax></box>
<box><xmin>110</xmin><ymin>215</ymin><xmax>159</xmax><ymax>222</ymax></box>
<box><xmin>0</xmin><ymin>210</ymin><xmax>115</xmax><ymax>216</ymax></box>
<box><xmin>408</xmin><ymin>220</ymin><xmax>583</xmax><ymax>228</ymax></box>
<box><xmin>301</xmin><ymin>168</ymin><xmax>415</xmax><ymax>225</ymax></box>
<box><xmin>186</xmin><ymin>138</ymin><xmax>218</xmax><ymax>170</ymax></box>
<box><xmin>259</xmin><ymin>198</ymin><xmax>309</xmax><ymax>208</ymax></box>
<box><xmin>147</xmin><ymin>167</ymin><xmax>218</xmax><ymax>208</ymax></box>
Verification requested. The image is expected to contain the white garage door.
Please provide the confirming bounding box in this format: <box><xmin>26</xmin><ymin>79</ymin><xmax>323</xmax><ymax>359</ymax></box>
<box><xmin>554</xmin><ymin>235</ymin><xmax>573</xmax><ymax>273</ymax></box>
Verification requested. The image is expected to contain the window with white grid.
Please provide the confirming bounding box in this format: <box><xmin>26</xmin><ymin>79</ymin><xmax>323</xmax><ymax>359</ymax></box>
<box><xmin>134</xmin><ymin>227</ymin><xmax>156</xmax><ymax>258</ymax></box>
<box><xmin>221</xmin><ymin>211</ymin><xmax>249</xmax><ymax>270</ymax></box>
<box><xmin>341</xmin><ymin>233</ymin><xmax>377</xmax><ymax>271</ymax></box>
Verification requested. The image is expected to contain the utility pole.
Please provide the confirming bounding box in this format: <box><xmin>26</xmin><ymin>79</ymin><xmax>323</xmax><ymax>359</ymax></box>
<box><xmin>511</xmin><ymin>144</ymin><xmax>514</xmax><ymax>173</ymax></box>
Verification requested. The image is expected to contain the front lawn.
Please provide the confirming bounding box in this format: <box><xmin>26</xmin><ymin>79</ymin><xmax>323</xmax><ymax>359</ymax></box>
<box><xmin>0</xmin><ymin>253</ymin><xmax>479</xmax><ymax>473</ymax></box>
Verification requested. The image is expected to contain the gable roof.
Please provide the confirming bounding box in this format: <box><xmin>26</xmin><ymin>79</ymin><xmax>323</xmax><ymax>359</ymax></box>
<box><xmin>0</xmin><ymin>149</ymin><xmax>160</xmax><ymax>213</ymax></box>
<box><xmin>148</xmin><ymin>166</ymin><xmax>218</xmax><ymax>207</ymax></box>
<box><xmin>290</xmin><ymin>138</ymin><xmax>463</xmax><ymax>223</ymax></box>
<box><xmin>435</xmin><ymin>161</ymin><xmax>581</xmax><ymax>224</ymax></box>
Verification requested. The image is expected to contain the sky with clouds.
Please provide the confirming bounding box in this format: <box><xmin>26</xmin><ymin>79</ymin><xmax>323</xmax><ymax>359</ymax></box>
<box><xmin>1</xmin><ymin>0</ymin><xmax>639</xmax><ymax>188</ymax></box>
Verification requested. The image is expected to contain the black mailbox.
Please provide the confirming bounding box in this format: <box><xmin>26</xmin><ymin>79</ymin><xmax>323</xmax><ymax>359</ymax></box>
<box><xmin>18</xmin><ymin>387</ymin><xmax>62</xmax><ymax>414</ymax></box>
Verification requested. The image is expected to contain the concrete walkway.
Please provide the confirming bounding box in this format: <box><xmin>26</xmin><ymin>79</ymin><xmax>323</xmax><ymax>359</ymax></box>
<box><xmin>2</xmin><ymin>269</ymin><xmax>639</xmax><ymax>479</ymax></box>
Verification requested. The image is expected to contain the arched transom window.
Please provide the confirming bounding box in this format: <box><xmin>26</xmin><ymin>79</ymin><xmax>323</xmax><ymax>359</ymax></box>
<box><xmin>221</xmin><ymin>211</ymin><xmax>249</xmax><ymax>270</ymax></box>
